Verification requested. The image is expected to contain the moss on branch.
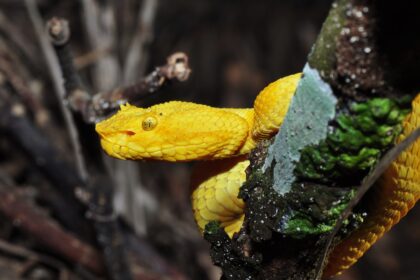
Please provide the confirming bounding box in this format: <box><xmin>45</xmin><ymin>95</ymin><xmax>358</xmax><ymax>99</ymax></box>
<box><xmin>204</xmin><ymin>0</ymin><xmax>419</xmax><ymax>279</ymax></box>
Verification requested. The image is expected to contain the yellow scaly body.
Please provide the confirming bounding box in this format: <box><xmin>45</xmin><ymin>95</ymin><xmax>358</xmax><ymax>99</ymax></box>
<box><xmin>190</xmin><ymin>157</ymin><xmax>248</xmax><ymax>237</ymax></box>
<box><xmin>95</xmin><ymin>73</ymin><xmax>419</xmax><ymax>277</ymax></box>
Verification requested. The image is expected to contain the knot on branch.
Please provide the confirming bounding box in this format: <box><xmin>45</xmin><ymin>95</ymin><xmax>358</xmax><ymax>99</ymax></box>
<box><xmin>164</xmin><ymin>52</ymin><xmax>191</xmax><ymax>82</ymax></box>
<box><xmin>47</xmin><ymin>17</ymin><xmax>70</xmax><ymax>46</ymax></box>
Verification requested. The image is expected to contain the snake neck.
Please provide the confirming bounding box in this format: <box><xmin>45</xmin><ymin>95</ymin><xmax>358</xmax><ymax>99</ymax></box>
<box><xmin>252</xmin><ymin>73</ymin><xmax>301</xmax><ymax>141</ymax></box>
<box><xmin>221</xmin><ymin>108</ymin><xmax>257</xmax><ymax>155</ymax></box>
<box><xmin>218</xmin><ymin>73</ymin><xmax>302</xmax><ymax>155</ymax></box>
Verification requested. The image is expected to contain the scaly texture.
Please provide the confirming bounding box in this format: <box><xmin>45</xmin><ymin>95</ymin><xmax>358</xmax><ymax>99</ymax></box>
<box><xmin>96</xmin><ymin>73</ymin><xmax>419</xmax><ymax>277</ymax></box>
<box><xmin>323</xmin><ymin>94</ymin><xmax>420</xmax><ymax>277</ymax></box>
<box><xmin>191</xmin><ymin>157</ymin><xmax>248</xmax><ymax>238</ymax></box>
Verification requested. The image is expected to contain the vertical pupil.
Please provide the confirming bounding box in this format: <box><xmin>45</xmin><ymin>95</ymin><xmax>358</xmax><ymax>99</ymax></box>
<box><xmin>143</xmin><ymin>117</ymin><xmax>156</xmax><ymax>130</ymax></box>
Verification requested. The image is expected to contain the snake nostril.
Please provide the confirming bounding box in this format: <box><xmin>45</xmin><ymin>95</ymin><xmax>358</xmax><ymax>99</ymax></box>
<box><xmin>124</xmin><ymin>130</ymin><xmax>136</xmax><ymax>136</ymax></box>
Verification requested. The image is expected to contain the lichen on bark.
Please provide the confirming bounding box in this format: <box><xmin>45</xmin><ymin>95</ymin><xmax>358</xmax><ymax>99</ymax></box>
<box><xmin>308</xmin><ymin>0</ymin><xmax>347</xmax><ymax>80</ymax></box>
<box><xmin>262</xmin><ymin>64</ymin><xmax>337</xmax><ymax>195</ymax></box>
<box><xmin>204</xmin><ymin>0</ymin><xmax>419</xmax><ymax>279</ymax></box>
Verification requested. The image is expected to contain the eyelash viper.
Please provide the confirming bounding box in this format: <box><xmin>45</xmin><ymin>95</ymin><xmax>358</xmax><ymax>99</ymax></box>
<box><xmin>95</xmin><ymin>73</ymin><xmax>419</xmax><ymax>277</ymax></box>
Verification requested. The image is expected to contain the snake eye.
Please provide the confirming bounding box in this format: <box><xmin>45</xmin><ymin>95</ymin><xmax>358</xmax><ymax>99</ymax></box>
<box><xmin>142</xmin><ymin>116</ymin><xmax>157</xmax><ymax>131</ymax></box>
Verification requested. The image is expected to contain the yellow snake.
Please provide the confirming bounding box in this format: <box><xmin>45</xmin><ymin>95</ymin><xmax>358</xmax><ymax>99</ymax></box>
<box><xmin>95</xmin><ymin>73</ymin><xmax>420</xmax><ymax>277</ymax></box>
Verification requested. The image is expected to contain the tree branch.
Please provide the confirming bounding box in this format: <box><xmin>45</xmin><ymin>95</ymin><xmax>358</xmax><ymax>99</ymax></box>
<box><xmin>0</xmin><ymin>187</ymin><xmax>104</xmax><ymax>275</ymax></box>
<box><xmin>204</xmin><ymin>1</ymin><xmax>420</xmax><ymax>279</ymax></box>
<box><xmin>47</xmin><ymin>17</ymin><xmax>190</xmax><ymax>123</ymax></box>
<box><xmin>25</xmin><ymin>0</ymin><xmax>89</xmax><ymax>182</ymax></box>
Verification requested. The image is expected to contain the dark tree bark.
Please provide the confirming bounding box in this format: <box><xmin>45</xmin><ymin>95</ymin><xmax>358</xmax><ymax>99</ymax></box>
<box><xmin>204</xmin><ymin>1</ymin><xmax>420</xmax><ymax>279</ymax></box>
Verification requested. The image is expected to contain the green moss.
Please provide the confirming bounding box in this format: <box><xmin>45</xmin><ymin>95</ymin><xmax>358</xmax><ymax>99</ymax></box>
<box><xmin>240</xmin><ymin>165</ymin><xmax>358</xmax><ymax>241</ymax></box>
<box><xmin>282</xmin><ymin>216</ymin><xmax>333</xmax><ymax>238</ymax></box>
<box><xmin>276</xmin><ymin>184</ymin><xmax>355</xmax><ymax>238</ymax></box>
<box><xmin>295</xmin><ymin>97</ymin><xmax>410</xmax><ymax>185</ymax></box>
<box><xmin>204</xmin><ymin>220</ymin><xmax>222</xmax><ymax>235</ymax></box>
<box><xmin>281</xmin><ymin>189</ymin><xmax>356</xmax><ymax>238</ymax></box>
<box><xmin>232</xmin><ymin>97</ymin><xmax>410</xmax><ymax>246</ymax></box>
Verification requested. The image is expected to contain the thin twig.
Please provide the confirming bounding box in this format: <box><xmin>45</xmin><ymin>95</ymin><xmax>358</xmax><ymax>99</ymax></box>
<box><xmin>0</xmin><ymin>238</ymin><xmax>68</xmax><ymax>276</ymax></box>
<box><xmin>48</xmin><ymin>15</ymin><xmax>134</xmax><ymax>279</ymax></box>
<box><xmin>24</xmin><ymin>0</ymin><xmax>89</xmax><ymax>182</ymax></box>
<box><xmin>0</xmin><ymin>53</ymin><xmax>49</xmax><ymax>126</ymax></box>
<box><xmin>79</xmin><ymin>176</ymin><xmax>134</xmax><ymax>280</ymax></box>
<box><xmin>0</xmin><ymin>11</ymin><xmax>42</xmax><ymax>75</ymax></box>
<box><xmin>74</xmin><ymin>47</ymin><xmax>110</xmax><ymax>69</ymax></box>
<box><xmin>123</xmin><ymin>231</ymin><xmax>188</xmax><ymax>280</ymax></box>
<box><xmin>94</xmin><ymin>51</ymin><xmax>191</xmax><ymax>113</ymax></box>
<box><xmin>47</xmin><ymin>18</ymin><xmax>84</xmax><ymax>97</ymax></box>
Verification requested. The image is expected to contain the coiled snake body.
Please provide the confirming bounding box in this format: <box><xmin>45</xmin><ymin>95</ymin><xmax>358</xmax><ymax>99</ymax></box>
<box><xmin>95</xmin><ymin>73</ymin><xmax>419</xmax><ymax>277</ymax></box>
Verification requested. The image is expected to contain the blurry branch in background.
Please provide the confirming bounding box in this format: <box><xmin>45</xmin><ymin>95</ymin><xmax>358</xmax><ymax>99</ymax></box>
<box><xmin>0</xmin><ymin>238</ymin><xmax>72</xmax><ymax>279</ymax></box>
<box><xmin>0</xmin><ymin>84</ymin><xmax>130</xmax><ymax>278</ymax></box>
<box><xmin>0</xmin><ymin>88</ymin><xmax>104</xmax><ymax>274</ymax></box>
<box><xmin>3</xmin><ymin>0</ymin><xmax>193</xmax><ymax>279</ymax></box>
<box><xmin>0</xmin><ymin>179</ymin><xmax>104</xmax><ymax>275</ymax></box>
<box><xmin>47</xmin><ymin>3</ymin><xmax>192</xmax><ymax>254</ymax></box>
<box><xmin>25</xmin><ymin>2</ymin><xmax>133</xmax><ymax>277</ymax></box>
<box><xmin>123</xmin><ymin>0</ymin><xmax>159</xmax><ymax>84</ymax></box>
<box><xmin>45</xmin><ymin>5</ymin><xmax>192</xmax><ymax>280</ymax></box>
<box><xmin>0</xmin><ymin>74</ymin><xmax>91</xmax><ymax>239</ymax></box>
<box><xmin>0</xmin><ymin>10</ymin><xmax>44</xmax><ymax>78</ymax></box>
<box><xmin>25</xmin><ymin>0</ymin><xmax>89</xmax><ymax>182</ymax></box>
<box><xmin>0</xmin><ymin>18</ymin><xmax>188</xmax><ymax>279</ymax></box>
<box><xmin>0</xmin><ymin>54</ymin><xmax>48</xmax><ymax>126</ymax></box>
<box><xmin>80</xmin><ymin>0</ymin><xmax>120</xmax><ymax>92</ymax></box>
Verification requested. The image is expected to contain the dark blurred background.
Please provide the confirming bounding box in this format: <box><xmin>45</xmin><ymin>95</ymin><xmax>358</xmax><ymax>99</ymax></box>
<box><xmin>0</xmin><ymin>0</ymin><xmax>418</xmax><ymax>279</ymax></box>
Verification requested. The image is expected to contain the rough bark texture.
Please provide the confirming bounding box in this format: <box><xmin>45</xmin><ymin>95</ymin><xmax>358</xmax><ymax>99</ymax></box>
<box><xmin>204</xmin><ymin>1</ymin><xmax>420</xmax><ymax>279</ymax></box>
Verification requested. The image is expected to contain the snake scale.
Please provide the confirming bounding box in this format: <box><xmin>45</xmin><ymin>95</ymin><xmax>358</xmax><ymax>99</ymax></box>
<box><xmin>95</xmin><ymin>73</ymin><xmax>420</xmax><ymax>277</ymax></box>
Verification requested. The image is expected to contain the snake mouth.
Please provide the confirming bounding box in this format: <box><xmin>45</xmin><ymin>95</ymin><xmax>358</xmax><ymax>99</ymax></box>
<box><xmin>99</xmin><ymin>138</ymin><xmax>135</xmax><ymax>160</ymax></box>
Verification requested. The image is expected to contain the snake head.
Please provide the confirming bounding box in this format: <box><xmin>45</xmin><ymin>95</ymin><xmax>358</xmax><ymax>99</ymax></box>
<box><xmin>95</xmin><ymin>102</ymin><xmax>251</xmax><ymax>161</ymax></box>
